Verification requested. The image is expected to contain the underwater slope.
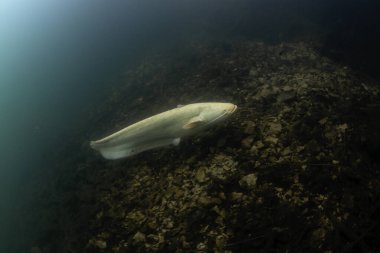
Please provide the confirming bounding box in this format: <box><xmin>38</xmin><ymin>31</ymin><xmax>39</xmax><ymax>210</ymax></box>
<box><xmin>33</xmin><ymin>39</ymin><xmax>380</xmax><ymax>252</ymax></box>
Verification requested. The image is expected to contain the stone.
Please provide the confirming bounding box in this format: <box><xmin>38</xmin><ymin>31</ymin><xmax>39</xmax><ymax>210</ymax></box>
<box><xmin>133</xmin><ymin>231</ymin><xmax>146</xmax><ymax>243</ymax></box>
<box><xmin>243</xmin><ymin>121</ymin><xmax>256</xmax><ymax>134</ymax></box>
<box><xmin>239</xmin><ymin>174</ymin><xmax>257</xmax><ymax>189</ymax></box>
<box><xmin>268</xmin><ymin>122</ymin><xmax>282</xmax><ymax>133</ymax></box>
<box><xmin>231</xmin><ymin>192</ymin><xmax>244</xmax><ymax>202</ymax></box>
<box><xmin>241</xmin><ymin>136</ymin><xmax>254</xmax><ymax>148</ymax></box>
<box><xmin>265</xmin><ymin>136</ymin><xmax>279</xmax><ymax>144</ymax></box>
<box><xmin>195</xmin><ymin>168</ymin><xmax>207</xmax><ymax>183</ymax></box>
<box><xmin>94</xmin><ymin>239</ymin><xmax>107</xmax><ymax>249</ymax></box>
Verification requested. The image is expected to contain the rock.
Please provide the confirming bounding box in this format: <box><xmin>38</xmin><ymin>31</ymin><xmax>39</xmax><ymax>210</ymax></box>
<box><xmin>126</xmin><ymin>210</ymin><xmax>146</xmax><ymax>224</ymax></box>
<box><xmin>249</xmin><ymin>68</ymin><xmax>258</xmax><ymax>77</ymax></box>
<box><xmin>197</xmin><ymin>194</ymin><xmax>221</xmax><ymax>206</ymax></box>
<box><xmin>164</xmin><ymin>218</ymin><xmax>174</xmax><ymax>229</ymax></box>
<box><xmin>318</xmin><ymin>117</ymin><xmax>328</xmax><ymax>125</ymax></box>
<box><xmin>197</xmin><ymin>242</ymin><xmax>207</xmax><ymax>250</ymax></box>
<box><xmin>253</xmin><ymin>140</ymin><xmax>264</xmax><ymax>149</ymax></box>
<box><xmin>208</xmin><ymin>154</ymin><xmax>238</xmax><ymax>181</ymax></box>
<box><xmin>96</xmin><ymin>211</ymin><xmax>103</xmax><ymax>220</ymax></box>
<box><xmin>174</xmin><ymin>188</ymin><xmax>184</xmax><ymax>198</ymax></box>
<box><xmin>311</xmin><ymin>228</ymin><xmax>327</xmax><ymax>241</ymax></box>
<box><xmin>265</xmin><ymin>136</ymin><xmax>279</xmax><ymax>144</ymax></box>
<box><xmin>268</xmin><ymin>122</ymin><xmax>282</xmax><ymax>134</ymax></box>
<box><xmin>231</xmin><ymin>192</ymin><xmax>244</xmax><ymax>202</ymax></box>
<box><xmin>251</xmin><ymin>140</ymin><xmax>264</xmax><ymax>155</ymax></box>
<box><xmin>94</xmin><ymin>239</ymin><xmax>107</xmax><ymax>249</ymax></box>
<box><xmin>241</xmin><ymin>136</ymin><xmax>254</xmax><ymax>148</ymax></box>
<box><xmin>243</xmin><ymin>121</ymin><xmax>256</xmax><ymax>134</ymax></box>
<box><xmin>239</xmin><ymin>174</ymin><xmax>257</xmax><ymax>189</ymax></box>
<box><xmin>336</xmin><ymin>123</ymin><xmax>348</xmax><ymax>132</ymax></box>
<box><xmin>281</xmin><ymin>147</ymin><xmax>292</xmax><ymax>156</ymax></box>
<box><xmin>277</xmin><ymin>90</ymin><xmax>296</xmax><ymax>102</ymax></box>
<box><xmin>215</xmin><ymin>234</ymin><xmax>227</xmax><ymax>250</ymax></box>
<box><xmin>133</xmin><ymin>231</ymin><xmax>146</xmax><ymax>243</ymax></box>
<box><xmin>195</xmin><ymin>168</ymin><xmax>207</xmax><ymax>183</ymax></box>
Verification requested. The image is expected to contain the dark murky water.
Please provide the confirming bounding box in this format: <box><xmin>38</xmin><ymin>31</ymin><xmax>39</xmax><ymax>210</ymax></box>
<box><xmin>1</xmin><ymin>0</ymin><xmax>379</xmax><ymax>252</ymax></box>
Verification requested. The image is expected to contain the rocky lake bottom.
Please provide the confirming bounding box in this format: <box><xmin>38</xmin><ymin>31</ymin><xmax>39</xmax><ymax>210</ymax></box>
<box><xmin>29</xmin><ymin>39</ymin><xmax>380</xmax><ymax>253</ymax></box>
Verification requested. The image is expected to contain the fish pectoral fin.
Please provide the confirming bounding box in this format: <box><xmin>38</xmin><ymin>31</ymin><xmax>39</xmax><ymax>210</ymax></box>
<box><xmin>172</xmin><ymin>137</ymin><xmax>181</xmax><ymax>146</ymax></box>
<box><xmin>183</xmin><ymin>116</ymin><xmax>205</xmax><ymax>129</ymax></box>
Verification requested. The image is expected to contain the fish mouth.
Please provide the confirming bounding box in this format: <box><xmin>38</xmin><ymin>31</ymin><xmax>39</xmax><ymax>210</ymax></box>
<box><xmin>207</xmin><ymin>104</ymin><xmax>238</xmax><ymax>125</ymax></box>
<box><xmin>230</xmin><ymin>104</ymin><xmax>238</xmax><ymax>114</ymax></box>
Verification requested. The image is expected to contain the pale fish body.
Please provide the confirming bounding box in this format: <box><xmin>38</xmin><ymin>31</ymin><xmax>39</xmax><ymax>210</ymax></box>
<box><xmin>90</xmin><ymin>102</ymin><xmax>237</xmax><ymax>160</ymax></box>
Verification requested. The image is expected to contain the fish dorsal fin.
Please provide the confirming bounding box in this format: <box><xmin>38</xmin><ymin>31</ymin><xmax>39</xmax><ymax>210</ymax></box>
<box><xmin>183</xmin><ymin>115</ymin><xmax>204</xmax><ymax>129</ymax></box>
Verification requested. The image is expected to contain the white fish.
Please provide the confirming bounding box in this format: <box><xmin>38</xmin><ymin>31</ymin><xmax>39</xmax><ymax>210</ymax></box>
<box><xmin>90</xmin><ymin>102</ymin><xmax>237</xmax><ymax>160</ymax></box>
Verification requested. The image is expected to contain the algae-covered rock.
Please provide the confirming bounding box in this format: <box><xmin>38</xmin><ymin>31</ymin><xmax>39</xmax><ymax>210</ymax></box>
<box><xmin>208</xmin><ymin>154</ymin><xmax>238</xmax><ymax>181</ymax></box>
<box><xmin>132</xmin><ymin>231</ymin><xmax>146</xmax><ymax>243</ymax></box>
<box><xmin>241</xmin><ymin>136</ymin><xmax>254</xmax><ymax>148</ymax></box>
<box><xmin>195</xmin><ymin>167</ymin><xmax>207</xmax><ymax>183</ymax></box>
<box><xmin>88</xmin><ymin>238</ymin><xmax>107</xmax><ymax>249</ymax></box>
<box><xmin>239</xmin><ymin>173</ymin><xmax>257</xmax><ymax>189</ymax></box>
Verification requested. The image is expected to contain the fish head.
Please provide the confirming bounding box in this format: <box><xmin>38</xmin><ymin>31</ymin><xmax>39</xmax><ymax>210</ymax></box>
<box><xmin>199</xmin><ymin>102</ymin><xmax>237</xmax><ymax>125</ymax></box>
